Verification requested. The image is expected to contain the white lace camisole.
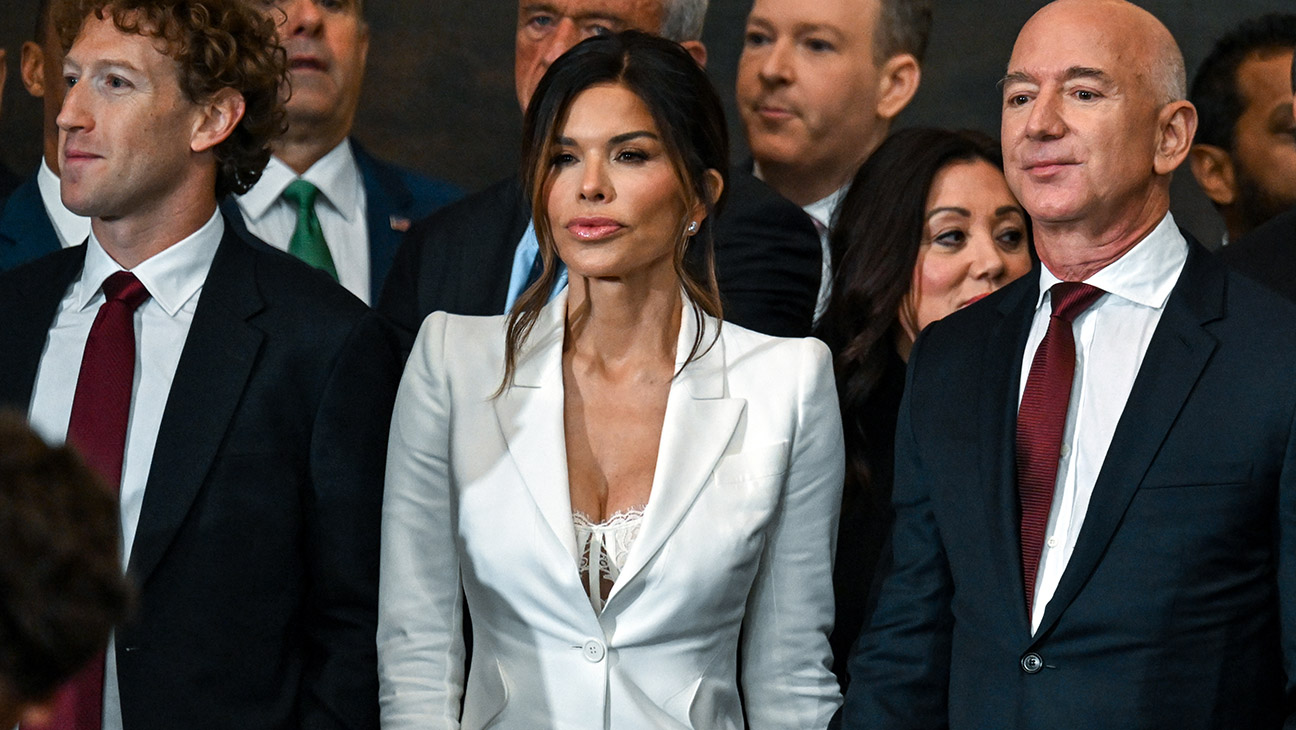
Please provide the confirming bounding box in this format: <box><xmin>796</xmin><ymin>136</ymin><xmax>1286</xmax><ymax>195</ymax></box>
<box><xmin>573</xmin><ymin>507</ymin><xmax>645</xmax><ymax>613</ymax></box>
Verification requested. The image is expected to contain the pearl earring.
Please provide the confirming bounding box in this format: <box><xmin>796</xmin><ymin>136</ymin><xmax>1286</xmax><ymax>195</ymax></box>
<box><xmin>686</xmin><ymin>221</ymin><xmax>699</xmax><ymax>235</ymax></box>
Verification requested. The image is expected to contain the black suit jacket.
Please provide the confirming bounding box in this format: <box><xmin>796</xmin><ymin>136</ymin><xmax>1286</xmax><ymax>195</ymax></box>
<box><xmin>0</xmin><ymin>172</ymin><xmax>61</xmax><ymax>271</ymax></box>
<box><xmin>841</xmin><ymin>241</ymin><xmax>1296</xmax><ymax>729</ymax></box>
<box><xmin>377</xmin><ymin>167</ymin><xmax>822</xmax><ymax>340</ymax></box>
<box><xmin>0</xmin><ymin>223</ymin><xmax>400</xmax><ymax>730</ymax></box>
<box><xmin>1220</xmin><ymin>205</ymin><xmax>1296</xmax><ymax>303</ymax></box>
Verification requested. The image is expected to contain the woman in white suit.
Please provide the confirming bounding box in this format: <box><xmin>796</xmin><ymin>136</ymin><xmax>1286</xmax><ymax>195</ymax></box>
<box><xmin>378</xmin><ymin>31</ymin><xmax>845</xmax><ymax>729</ymax></box>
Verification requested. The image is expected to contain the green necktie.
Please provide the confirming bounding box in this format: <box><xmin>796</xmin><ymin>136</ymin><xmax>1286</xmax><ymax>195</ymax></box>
<box><xmin>282</xmin><ymin>179</ymin><xmax>338</xmax><ymax>280</ymax></box>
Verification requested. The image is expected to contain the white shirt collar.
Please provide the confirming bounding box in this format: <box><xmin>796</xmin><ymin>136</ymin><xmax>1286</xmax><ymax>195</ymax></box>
<box><xmin>1036</xmin><ymin>212</ymin><xmax>1187</xmax><ymax>312</ymax></box>
<box><xmin>78</xmin><ymin>209</ymin><xmax>224</xmax><ymax>316</ymax></box>
<box><xmin>801</xmin><ymin>184</ymin><xmax>850</xmax><ymax>232</ymax></box>
<box><xmin>37</xmin><ymin>157</ymin><xmax>92</xmax><ymax>248</ymax></box>
<box><xmin>751</xmin><ymin>160</ymin><xmax>849</xmax><ymax>231</ymax></box>
<box><xmin>236</xmin><ymin>138</ymin><xmax>362</xmax><ymax>223</ymax></box>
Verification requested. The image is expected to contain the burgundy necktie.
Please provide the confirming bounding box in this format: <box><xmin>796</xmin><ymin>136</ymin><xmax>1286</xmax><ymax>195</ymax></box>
<box><xmin>38</xmin><ymin>271</ymin><xmax>150</xmax><ymax>730</ymax></box>
<box><xmin>1016</xmin><ymin>281</ymin><xmax>1104</xmax><ymax>620</ymax></box>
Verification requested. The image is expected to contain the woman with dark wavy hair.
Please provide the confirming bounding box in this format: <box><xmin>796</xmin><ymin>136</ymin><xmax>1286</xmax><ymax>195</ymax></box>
<box><xmin>816</xmin><ymin>127</ymin><xmax>1033</xmax><ymax>688</ymax></box>
<box><xmin>379</xmin><ymin>31</ymin><xmax>843</xmax><ymax>729</ymax></box>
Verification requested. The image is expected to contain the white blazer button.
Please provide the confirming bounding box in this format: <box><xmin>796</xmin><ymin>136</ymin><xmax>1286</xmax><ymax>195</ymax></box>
<box><xmin>582</xmin><ymin>639</ymin><xmax>606</xmax><ymax>663</ymax></box>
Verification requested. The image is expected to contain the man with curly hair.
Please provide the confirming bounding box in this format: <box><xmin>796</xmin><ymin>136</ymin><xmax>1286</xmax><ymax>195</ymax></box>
<box><xmin>0</xmin><ymin>0</ymin><xmax>400</xmax><ymax>728</ymax></box>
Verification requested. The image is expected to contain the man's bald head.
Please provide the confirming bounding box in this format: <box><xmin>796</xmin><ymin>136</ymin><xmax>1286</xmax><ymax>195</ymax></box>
<box><xmin>1001</xmin><ymin>0</ymin><xmax>1196</xmax><ymax>272</ymax></box>
<box><xmin>1016</xmin><ymin>0</ymin><xmax>1186</xmax><ymax>106</ymax></box>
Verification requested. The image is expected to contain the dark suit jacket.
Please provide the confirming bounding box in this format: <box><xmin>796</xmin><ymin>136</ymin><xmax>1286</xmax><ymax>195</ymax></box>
<box><xmin>0</xmin><ymin>222</ymin><xmax>401</xmax><ymax>730</ymax></box>
<box><xmin>221</xmin><ymin>140</ymin><xmax>461</xmax><ymax>302</ymax></box>
<box><xmin>0</xmin><ymin>163</ymin><xmax>21</xmax><ymax>202</ymax></box>
<box><xmin>1220</xmin><ymin>205</ymin><xmax>1296</xmax><ymax>303</ymax></box>
<box><xmin>0</xmin><ymin>172</ymin><xmax>61</xmax><ymax>271</ymax></box>
<box><xmin>377</xmin><ymin>167</ymin><xmax>822</xmax><ymax>340</ymax></box>
<box><xmin>841</xmin><ymin>241</ymin><xmax>1296</xmax><ymax>729</ymax></box>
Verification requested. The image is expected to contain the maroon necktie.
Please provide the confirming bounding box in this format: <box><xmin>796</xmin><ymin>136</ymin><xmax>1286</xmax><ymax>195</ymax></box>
<box><xmin>38</xmin><ymin>271</ymin><xmax>150</xmax><ymax>730</ymax></box>
<box><xmin>1016</xmin><ymin>281</ymin><xmax>1104</xmax><ymax>620</ymax></box>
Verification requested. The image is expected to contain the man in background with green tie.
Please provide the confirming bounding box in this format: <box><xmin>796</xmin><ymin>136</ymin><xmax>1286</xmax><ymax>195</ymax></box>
<box><xmin>224</xmin><ymin>0</ymin><xmax>460</xmax><ymax>305</ymax></box>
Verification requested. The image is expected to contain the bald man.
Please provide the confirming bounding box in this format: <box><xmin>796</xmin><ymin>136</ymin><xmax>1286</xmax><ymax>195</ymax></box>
<box><xmin>839</xmin><ymin>2</ymin><xmax>1296</xmax><ymax>727</ymax></box>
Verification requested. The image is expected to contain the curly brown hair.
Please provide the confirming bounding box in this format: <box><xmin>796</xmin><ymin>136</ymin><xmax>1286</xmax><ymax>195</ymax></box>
<box><xmin>0</xmin><ymin>412</ymin><xmax>132</xmax><ymax>705</ymax></box>
<box><xmin>53</xmin><ymin>0</ymin><xmax>288</xmax><ymax>198</ymax></box>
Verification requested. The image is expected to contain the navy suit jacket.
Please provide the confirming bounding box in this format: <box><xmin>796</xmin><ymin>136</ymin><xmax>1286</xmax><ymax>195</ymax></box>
<box><xmin>1220</xmin><ymin>205</ymin><xmax>1296</xmax><ymax>304</ymax></box>
<box><xmin>841</xmin><ymin>241</ymin><xmax>1296</xmax><ymax>729</ymax></box>
<box><xmin>0</xmin><ymin>221</ymin><xmax>402</xmax><ymax>729</ymax></box>
<box><xmin>377</xmin><ymin>167</ymin><xmax>822</xmax><ymax>341</ymax></box>
<box><xmin>221</xmin><ymin>140</ymin><xmax>461</xmax><ymax>302</ymax></box>
<box><xmin>0</xmin><ymin>172</ymin><xmax>61</xmax><ymax>271</ymax></box>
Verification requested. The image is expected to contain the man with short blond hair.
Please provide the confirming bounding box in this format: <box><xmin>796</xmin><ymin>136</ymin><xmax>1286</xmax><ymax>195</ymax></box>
<box><xmin>841</xmin><ymin>1</ymin><xmax>1296</xmax><ymax>727</ymax></box>
<box><xmin>736</xmin><ymin>0</ymin><xmax>929</xmax><ymax>321</ymax></box>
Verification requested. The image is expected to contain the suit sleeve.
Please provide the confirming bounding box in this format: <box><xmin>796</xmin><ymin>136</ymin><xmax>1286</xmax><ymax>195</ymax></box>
<box><xmin>300</xmin><ymin>311</ymin><xmax>404</xmax><ymax>730</ymax></box>
<box><xmin>376</xmin><ymin>224</ymin><xmax>431</xmax><ymax>354</ymax></box>
<box><xmin>838</xmin><ymin>330</ymin><xmax>953</xmax><ymax>730</ymax></box>
<box><xmin>1279</xmin><ymin>401</ymin><xmax>1296</xmax><ymax>729</ymax></box>
<box><xmin>710</xmin><ymin>178</ymin><xmax>821</xmax><ymax>338</ymax></box>
<box><xmin>377</xmin><ymin>312</ymin><xmax>465</xmax><ymax>729</ymax></box>
<box><xmin>740</xmin><ymin>338</ymin><xmax>845</xmax><ymax>727</ymax></box>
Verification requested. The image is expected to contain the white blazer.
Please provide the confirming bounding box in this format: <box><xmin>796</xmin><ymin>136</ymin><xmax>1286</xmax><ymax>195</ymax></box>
<box><xmin>378</xmin><ymin>290</ymin><xmax>845</xmax><ymax>729</ymax></box>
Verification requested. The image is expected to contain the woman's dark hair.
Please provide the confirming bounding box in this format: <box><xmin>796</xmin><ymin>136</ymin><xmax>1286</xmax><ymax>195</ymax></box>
<box><xmin>815</xmin><ymin>127</ymin><xmax>1021</xmax><ymax>506</ymax></box>
<box><xmin>502</xmin><ymin>30</ymin><xmax>729</xmax><ymax>391</ymax></box>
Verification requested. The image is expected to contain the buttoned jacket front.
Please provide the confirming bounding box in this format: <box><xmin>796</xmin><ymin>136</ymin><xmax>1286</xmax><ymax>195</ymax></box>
<box><xmin>378</xmin><ymin>290</ymin><xmax>844</xmax><ymax>729</ymax></box>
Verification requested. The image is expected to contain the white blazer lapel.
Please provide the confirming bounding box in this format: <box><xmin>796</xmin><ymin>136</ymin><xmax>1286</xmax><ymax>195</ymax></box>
<box><xmin>492</xmin><ymin>290</ymin><xmax>579</xmax><ymax>562</ymax></box>
<box><xmin>609</xmin><ymin>307</ymin><xmax>745</xmax><ymax>601</ymax></box>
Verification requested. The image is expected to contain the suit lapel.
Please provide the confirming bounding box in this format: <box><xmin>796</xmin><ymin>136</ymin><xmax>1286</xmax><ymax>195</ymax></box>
<box><xmin>0</xmin><ymin>247</ymin><xmax>87</xmax><ymax>409</ymax></box>
<box><xmin>980</xmin><ymin>274</ymin><xmax>1041</xmax><ymax>639</ymax></box>
<box><xmin>127</xmin><ymin>228</ymin><xmax>265</xmax><ymax>585</ymax></box>
<box><xmin>607</xmin><ymin>307</ymin><xmax>744</xmax><ymax>603</ymax></box>
<box><xmin>1032</xmin><ymin>244</ymin><xmax>1222</xmax><ymax>640</ymax></box>
<box><xmin>492</xmin><ymin>291</ymin><xmax>579</xmax><ymax>560</ymax></box>
<box><xmin>353</xmin><ymin>142</ymin><xmax>413</xmax><ymax>302</ymax></box>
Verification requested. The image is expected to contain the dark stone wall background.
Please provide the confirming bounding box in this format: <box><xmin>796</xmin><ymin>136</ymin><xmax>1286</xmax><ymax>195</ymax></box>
<box><xmin>0</xmin><ymin>0</ymin><xmax>1285</xmax><ymax>244</ymax></box>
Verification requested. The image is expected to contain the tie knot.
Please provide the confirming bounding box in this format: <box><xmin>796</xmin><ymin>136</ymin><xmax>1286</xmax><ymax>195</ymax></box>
<box><xmin>1048</xmin><ymin>282</ymin><xmax>1104</xmax><ymax>323</ymax></box>
<box><xmin>101</xmin><ymin>271</ymin><xmax>150</xmax><ymax>311</ymax></box>
<box><xmin>283</xmin><ymin>179</ymin><xmax>319</xmax><ymax>208</ymax></box>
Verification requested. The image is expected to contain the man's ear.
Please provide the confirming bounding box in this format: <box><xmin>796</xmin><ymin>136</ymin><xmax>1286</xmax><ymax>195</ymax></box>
<box><xmin>1154</xmin><ymin>100</ymin><xmax>1196</xmax><ymax>176</ymax></box>
<box><xmin>20</xmin><ymin>40</ymin><xmax>46</xmax><ymax>97</ymax></box>
<box><xmin>681</xmin><ymin>40</ymin><xmax>707</xmax><ymax>69</ymax></box>
<box><xmin>689</xmin><ymin>168</ymin><xmax>725</xmax><ymax>225</ymax></box>
<box><xmin>1188</xmin><ymin>143</ymin><xmax>1237</xmax><ymax>206</ymax></box>
<box><xmin>875</xmin><ymin>53</ymin><xmax>921</xmax><ymax>120</ymax></box>
<box><xmin>191</xmin><ymin>87</ymin><xmax>246</xmax><ymax>153</ymax></box>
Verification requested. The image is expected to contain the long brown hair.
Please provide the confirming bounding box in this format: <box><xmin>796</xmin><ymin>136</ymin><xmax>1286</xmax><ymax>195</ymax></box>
<box><xmin>500</xmin><ymin>30</ymin><xmax>730</xmax><ymax>392</ymax></box>
<box><xmin>815</xmin><ymin>128</ymin><xmax>1023</xmax><ymax>509</ymax></box>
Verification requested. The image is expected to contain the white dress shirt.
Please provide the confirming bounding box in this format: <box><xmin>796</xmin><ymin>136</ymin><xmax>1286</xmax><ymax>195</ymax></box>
<box><xmin>26</xmin><ymin>211</ymin><xmax>224</xmax><ymax>730</ymax></box>
<box><xmin>505</xmin><ymin>221</ymin><xmax>570</xmax><ymax>313</ymax></box>
<box><xmin>800</xmin><ymin>184</ymin><xmax>849</xmax><ymax>321</ymax></box>
<box><xmin>234</xmin><ymin>139</ymin><xmax>371</xmax><ymax>302</ymax></box>
<box><xmin>750</xmin><ymin>162</ymin><xmax>846</xmax><ymax>325</ymax></box>
<box><xmin>36</xmin><ymin>157</ymin><xmax>91</xmax><ymax>248</ymax></box>
<box><xmin>1018</xmin><ymin>213</ymin><xmax>1188</xmax><ymax>633</ymax></box>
